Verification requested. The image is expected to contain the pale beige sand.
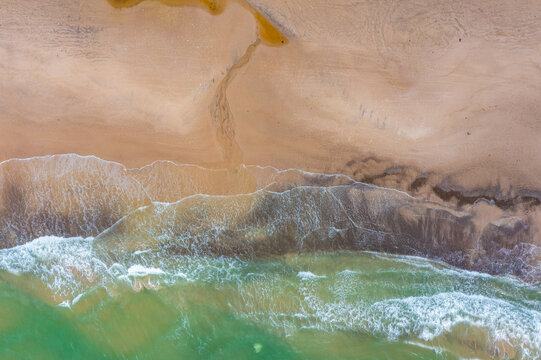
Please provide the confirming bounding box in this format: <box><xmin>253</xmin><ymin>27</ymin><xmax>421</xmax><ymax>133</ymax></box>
<box><xmin>1</xmin><ymin>0</ymin><xmax>541</xmax><ymax>198</ymax></box>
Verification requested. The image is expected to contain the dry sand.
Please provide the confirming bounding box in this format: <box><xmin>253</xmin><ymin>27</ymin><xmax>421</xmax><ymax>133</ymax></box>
<box><xmin>1</xmin><ymin>0</ymin><xmax>541</xmax><ymax>200</ymax></box>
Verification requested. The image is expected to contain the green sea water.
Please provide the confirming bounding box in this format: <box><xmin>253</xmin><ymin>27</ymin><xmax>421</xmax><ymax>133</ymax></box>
<box><xmin>0</xmin><ymin>236</ymin><xmax>539</xmax><ymax>359</ymax></box>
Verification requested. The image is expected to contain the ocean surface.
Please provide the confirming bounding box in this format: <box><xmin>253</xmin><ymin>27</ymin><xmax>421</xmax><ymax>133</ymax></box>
<box><xmin>0</xmin><ymin>155</ymin><xmax>540</xmax><ymax>359</ymax></box>
<box><xmin>0</xmin><ymin>236</ymin><xmax>539</xmax><ymax>359</ymax></box>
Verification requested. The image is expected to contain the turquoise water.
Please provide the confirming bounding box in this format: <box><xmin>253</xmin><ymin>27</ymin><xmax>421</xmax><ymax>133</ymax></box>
<box><xmin>0</xmin><ymin>236</ymin><xmax>539</xmax><ymax>359</ymax></box>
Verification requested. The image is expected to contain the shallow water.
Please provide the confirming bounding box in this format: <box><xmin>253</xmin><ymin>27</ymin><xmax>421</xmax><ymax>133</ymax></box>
<box><xmin>0</xmin><ymin>236</ymin><xmax>539</xmax><ymax>359</ymax></box>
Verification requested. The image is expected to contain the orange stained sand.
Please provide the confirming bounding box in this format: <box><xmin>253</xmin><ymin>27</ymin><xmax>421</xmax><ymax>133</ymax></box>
<box><xmin>106</xmin><ymin>0</ymin><xmax>225</xmax><ymax>14</ymax></box>
<box><xmin>105</xmin><ymin>0</ymin><xmax>287</xmax><ymax>45</ymax></box>
<box><xmin>252</xmin><ymin>10</ymin><xmax>288</xmax><ymax>45</ymax></box>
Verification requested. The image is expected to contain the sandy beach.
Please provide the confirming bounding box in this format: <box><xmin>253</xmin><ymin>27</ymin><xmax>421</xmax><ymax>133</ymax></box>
<box><xmin>1</xmin><ymin>0</ymin><xmax>540</xmax><ymax>193</ymax></box>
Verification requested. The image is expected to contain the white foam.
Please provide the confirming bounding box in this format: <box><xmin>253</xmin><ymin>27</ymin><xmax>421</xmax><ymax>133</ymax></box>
<box><xmin>133</xmin><ymin>249</ymin><xmax>152</xmax><ymax>255</ymax></box>
<box><xmin>338</xmin><ymin>269</ymin><xmax>360</xmax><ymax>275</ymax></box>
<box><xmin>296</xmin><ymin>284</ymin><xmax>541</xmax><ymax>359</ymax></box>
<box><xmin>368</xmin><ymin>251</ymin><xmax>528</xmax><ymax>286</ymax></box>
<box><xmin>72</xmin><ymin>293</ymin><xmax>84</xmax><ymax>305</ymax></box>
<box><xmin>175</xmin><ymin>271</ymin><xmax>193</xmax><ymax>281</ymax></box>
<box><xmin>0</xmin><ymin>236</ymin><xmax>107</xmax><ymax>298</ymax></box>
<box><xmin>297</xmin><ymin>271</ymin><xmax>327</xmax><ymax>280</ymax></box>
<box><xmin>58</xmin><ymin>300</ymin><xmax>71</xmax><ymax>308</ymax></box>
<box><xmin>127</xmin><ymin>265</ymin><xmax>166</xmax><ymax>277</ymax></box>
<box><xmin>0</xmin><ymin>153</ymin><xmax>126</xmax><ymax>169</ymax></box>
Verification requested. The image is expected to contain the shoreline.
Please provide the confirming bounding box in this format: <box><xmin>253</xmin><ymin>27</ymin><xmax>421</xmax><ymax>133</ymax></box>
<box><xmin>0</xmin><ymin>153</ymin><xmax>539</xmax><ymax>283</ymax></box>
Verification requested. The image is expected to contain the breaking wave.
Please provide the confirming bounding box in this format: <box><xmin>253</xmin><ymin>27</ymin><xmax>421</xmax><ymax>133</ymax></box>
<box><xmin>0</xmin><ymin>235</ymin><xmax>539</xmax><ymax>359</ymax></box>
